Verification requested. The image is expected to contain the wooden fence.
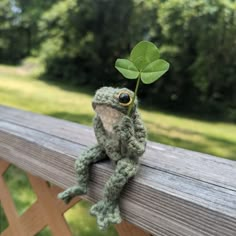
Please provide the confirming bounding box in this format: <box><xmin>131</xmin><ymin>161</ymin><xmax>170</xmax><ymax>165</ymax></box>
<box><xmin>0</xmin><ymin>105</ymin><xmax>235</xmax><ymax>236</ymax></box>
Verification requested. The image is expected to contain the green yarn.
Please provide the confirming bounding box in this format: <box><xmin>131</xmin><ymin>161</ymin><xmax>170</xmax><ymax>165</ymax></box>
<box><xmin>58</xmin><ymin>87</ymin><xmax>147</xmax><ymax>230</ymax></box>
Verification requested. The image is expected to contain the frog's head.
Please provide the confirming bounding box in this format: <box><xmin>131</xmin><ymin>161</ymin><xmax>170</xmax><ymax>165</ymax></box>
<box><xmin>92</xmin><ymin>87</ymin><xmax>138</xmax><ymax>116</ymax></box>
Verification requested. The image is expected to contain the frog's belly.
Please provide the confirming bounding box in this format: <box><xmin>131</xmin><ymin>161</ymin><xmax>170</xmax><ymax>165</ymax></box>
<box><xmin>95</xmin><ymin>105</ymin><xmax>123</xmax><ymax>134</ymax></box>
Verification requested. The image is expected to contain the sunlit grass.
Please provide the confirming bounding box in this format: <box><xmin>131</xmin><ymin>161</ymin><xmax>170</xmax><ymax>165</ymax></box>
<box><xmin>0</xmin><ymin>64</ymin><xmax>235</xmax><ymax>160</ymax></box>
<box><xmin>141</xmin><ymin>109</ymin><xmax>236</xmax><ymax>159</ymax></box>
<box><xmin>0</xmin><ymin>203</ymin><xmax>9</xmax><ymax>233</ymax></box>
<box><xmin>35</xmin><ymin>226</ymin><xmax>52</xmax><ymax>236</ymax></box>
<box><xmin>64</xmin><ymin>200</ymin><xmax>118</xmax><ymax>236</ymax></box>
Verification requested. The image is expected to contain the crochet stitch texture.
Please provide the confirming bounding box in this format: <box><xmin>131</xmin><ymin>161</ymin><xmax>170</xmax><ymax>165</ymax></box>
<box><xmin>58</xmin><ymin>86</ymin><xmax>147</xmax><ymax>229</ymax></box>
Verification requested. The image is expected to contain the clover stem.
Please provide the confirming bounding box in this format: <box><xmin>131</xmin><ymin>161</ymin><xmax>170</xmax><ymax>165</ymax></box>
<box><xmin>128</xmin><ymin>74</ymin><xmax>141</xmax><ymax>117</ymax></box>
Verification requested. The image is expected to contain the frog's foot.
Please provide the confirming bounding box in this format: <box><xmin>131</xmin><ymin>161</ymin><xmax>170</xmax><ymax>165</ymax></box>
<box><xmin>57</xmin><ymin>185</ymin><xmax>87</xmax><ymax>204</ymax></box>
<box><xmin>90</xmin><ymin>200</ymin><xmax>122</xmax><ymax>230</ymax></box>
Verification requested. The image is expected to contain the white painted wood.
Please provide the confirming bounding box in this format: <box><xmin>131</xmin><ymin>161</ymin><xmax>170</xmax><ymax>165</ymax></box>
<box><xmin>0</xmin><ymin>105</ymin><xmax>235</xmax><ymax>236</ymax></box>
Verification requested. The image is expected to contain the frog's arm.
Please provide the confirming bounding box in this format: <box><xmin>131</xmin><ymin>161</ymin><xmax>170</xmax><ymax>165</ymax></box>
<box><xmin>119</xmin><ymin>112</ymin><xmax>147</xmax><ymax>157</ymax></box>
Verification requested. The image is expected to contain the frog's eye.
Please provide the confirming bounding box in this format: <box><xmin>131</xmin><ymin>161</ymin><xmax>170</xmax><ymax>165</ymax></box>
<box><xmin>118</xmin><ymin>92</ymin><xmax>132</xmax><ymax>106</ymax></box>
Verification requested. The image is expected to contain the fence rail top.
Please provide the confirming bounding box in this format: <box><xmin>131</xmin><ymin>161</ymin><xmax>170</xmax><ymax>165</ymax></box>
<box><xmin>0</xmin><ymin>105</ymin><xmax>235</xmax><ymax>236</ymax></box>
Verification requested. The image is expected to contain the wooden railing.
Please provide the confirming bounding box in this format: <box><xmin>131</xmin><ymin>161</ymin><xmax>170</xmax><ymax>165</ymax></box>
<box><xmin>0</xmin><ymin>105</ymin><xmax>235</xmax><ymax>236</ymax></box>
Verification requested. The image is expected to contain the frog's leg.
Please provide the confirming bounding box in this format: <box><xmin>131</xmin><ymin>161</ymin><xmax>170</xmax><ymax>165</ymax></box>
<box><xmin>58</xmin><ymin>145</ymin><xmax>106</xmax><ymax>204</ymax></box>
<box><xmin>90</xmin><ymin>157</ymin><xmax>139</xmax><ymax>230</ymax></box>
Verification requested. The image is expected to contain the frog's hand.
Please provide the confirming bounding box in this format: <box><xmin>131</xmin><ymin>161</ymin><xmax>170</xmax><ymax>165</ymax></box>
<box><xmin>119</xmin><ymin>112</ymin><xmax>147</xmax><ymax>156</ymax></box>
<box><xmin>58</xmin><ymin>185</ymin><xmax>87</xmax><ymax>204</ymax></box>
<box><xmin>90</xmin><ymin>157</ymin><xmax>138</xmax><ymax>229</ymax></box>
<box><xmin>93</xmin><ymin>115</ymin><xmax>107</xmax><ymax>146</ymax></box>
<box><xmin>90</xmin><ymin>200</ymin><xmax>122</xmax><ymax>230</ymax></box>
<box><xmin>57</xmin><ymin>145</ymin><xmax>106</xmax><ymax>204</ymax></box>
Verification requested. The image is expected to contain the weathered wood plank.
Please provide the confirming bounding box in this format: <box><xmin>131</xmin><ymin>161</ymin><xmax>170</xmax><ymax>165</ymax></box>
<box><xmin>0</xmin><ymin>105</ymin><xmax>235</xmax><ymax>190</ymax></box>
<box><xmin>0</xmin><ymin>105</ymin><xmax>236</xmax><ymax>236</ymax></box>
<box><xmin>115</xmin><ymin>221</ymin><xmax>150</xmax><ymax>236</ymax></box>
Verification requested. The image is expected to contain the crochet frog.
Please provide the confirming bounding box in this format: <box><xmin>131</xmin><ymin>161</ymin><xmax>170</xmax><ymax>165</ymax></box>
<box><xmin>58</xmin><ymin>87</ymin><xmax>147</xmax><ymax>229</ymax></box>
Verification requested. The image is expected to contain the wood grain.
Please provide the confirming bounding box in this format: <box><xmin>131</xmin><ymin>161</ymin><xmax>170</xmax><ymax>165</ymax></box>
<box><xmin>0</xmin><ymin>105</ymin><xmax>236</xmax><ymax>236</ymax></box>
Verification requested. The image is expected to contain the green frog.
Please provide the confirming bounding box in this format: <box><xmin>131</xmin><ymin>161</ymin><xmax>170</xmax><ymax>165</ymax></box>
<box><xmin>58</xmin><ymin>87</ymin><xmax>147</xmax><ymax>229</ymax></box>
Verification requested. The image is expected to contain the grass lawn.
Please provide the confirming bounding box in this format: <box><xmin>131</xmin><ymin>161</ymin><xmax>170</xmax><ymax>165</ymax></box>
<box><xmin>0</xmin><ymin>64</ymin><xmax>236</xmax><ymax>160</ymax></box>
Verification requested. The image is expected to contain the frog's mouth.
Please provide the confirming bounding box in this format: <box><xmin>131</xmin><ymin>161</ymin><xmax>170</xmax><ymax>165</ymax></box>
<box><xmin>94</xmin><ymin>104</ymin><xmax>124</xmax><ymax>133</ymax></box>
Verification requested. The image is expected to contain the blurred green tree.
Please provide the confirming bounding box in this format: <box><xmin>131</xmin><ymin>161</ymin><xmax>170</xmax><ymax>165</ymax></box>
<box><xmin>157</xmin><ymin>0</ymin><xmax>236</xmax><ymax>118</ymax></box>
<box><xmin>0</xmin><ymin>0</ymin><xmax>56</xmax><ymax>63</ymax></box>
<box><xmin>16</xmin><ymin>0</ymin><xmax>56</xmax><ymax>53</ymax></box>
<box><xmin>0</xmin><ymin>0</ymin><xmax>24</xmax><ymax>63</ymax></box>
<box><xmin>38</xmin><ymin>0</ymin><xmax>161</xmax><ymax>86</ymax></box>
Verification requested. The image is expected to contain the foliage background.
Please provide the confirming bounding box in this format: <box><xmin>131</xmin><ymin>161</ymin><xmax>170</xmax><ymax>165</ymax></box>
<box><xmin>1</xmin><ymin>0</ymin><xmax>236</xmax><ymax>121</ymax></box>
<box><xmin>0</xmin><ymin>1</ymin><xmax>236</xmax><ymax>235</ymax></box>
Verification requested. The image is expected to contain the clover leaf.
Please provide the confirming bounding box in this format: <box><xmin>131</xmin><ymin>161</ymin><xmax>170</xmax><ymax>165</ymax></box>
<box><xmin>141</xmin><ymin>59</ymin><xmax>170</xmax><ymax>84</ymax></box>
<box><xmin>115</xmin><ymin>41</ymin><xmax>170</xmax><ymax>116</ymax></box>
<box><xmin>115</xmin><ymin>59</ymin><xmax>139</xmax><ymax>79</ymax></box>
<box><xmin>130</xmin><ymin>41</ymin><xmax>160</xmax><ymax>71</ymax></box>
